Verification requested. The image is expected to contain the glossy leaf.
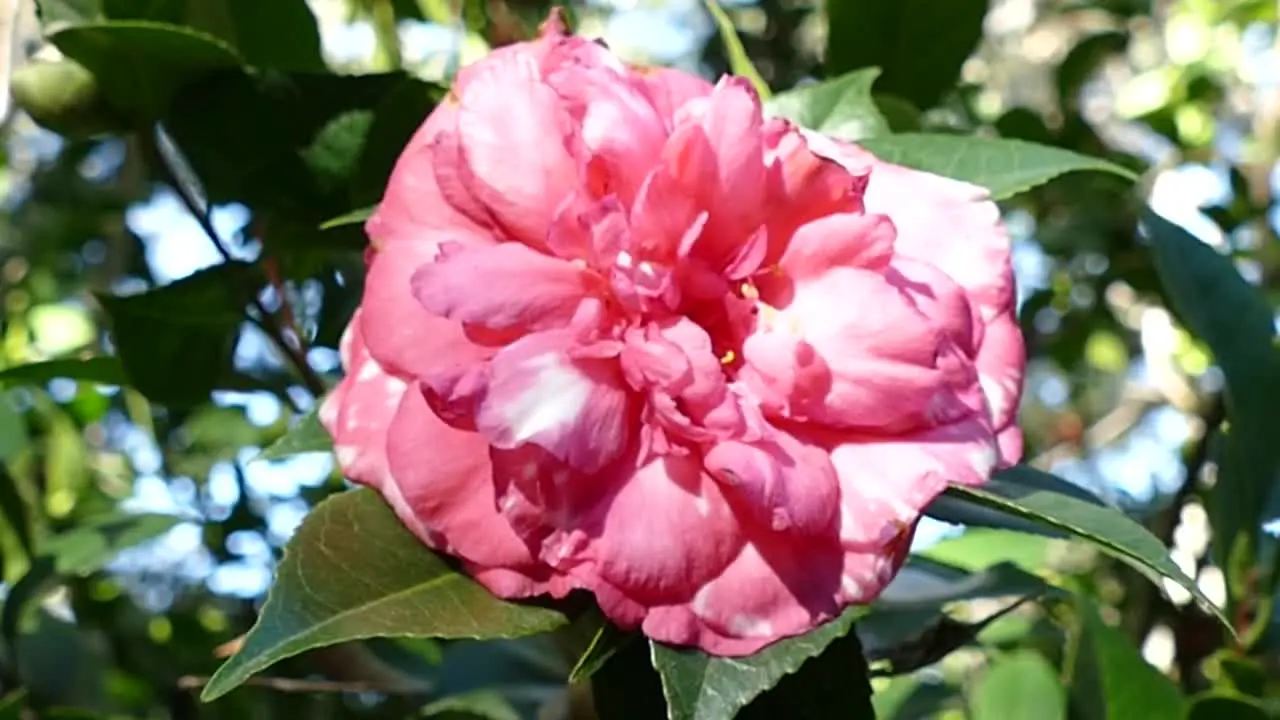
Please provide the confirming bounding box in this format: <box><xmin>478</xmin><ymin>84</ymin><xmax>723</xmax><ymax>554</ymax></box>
<box><xmin>924</xmin><ymin>465</ymin><xmax>1108</xmax><ymax>539</ymax></box>
<box><xmin>650</xmin><ymin>606</ymin><xmax>868</xmax><ymax>720</ymax></box>
<box><xmin>97</xmin><ymin>261</ymin><xmax>264</xmax><ymax>407</ymax></box>
<box><xmin>858</xmin><ymin>133</ymin><xmax>1137</xmax><ymax>200</ymax></box>
<box><xmin>202</xmin><ymin>489</ymin><xmax>569</xmax><ymax>701</ymax></box>
<box><xmin>1070</xmin><ymin>597</ymin><xmax>1185</xmax><ymax>720</ymax></box>
<box><xmin>47</xmin><ymin>21</ymin><xmax>241</xmax><ymax>122</ymax></box>
<box><xmin>968</xmin><ymin>650</ymin><xmax>1065</xmax><ymax>720</ymax></box>
<box><xmin>0</xmin><ymin>357</ymin><xmax>126</xmax><ymax>387</ymax></box>
<box><xmin>766</xmin><ymin>68</ymin><xmax>890</xmax><ymax>141</ymax></box>
<box><xmin>941</xmin><ymin>481</ymin><xmax>1231</xmax><ymax>631</ymax></box>
<box><xmin>1142</xmin><ymin>208</ymin><xmax>1280</xmax><ymax>588</ymax></box>
<box><xmin>1186</xmin><ymin>693</ymin><xmax>1268</xmax><ymax>720</ymax></box>
<box><xmin>825</xmin><ymin>0</ymin><xmax>990</xmax><ymax>109</ymax></box>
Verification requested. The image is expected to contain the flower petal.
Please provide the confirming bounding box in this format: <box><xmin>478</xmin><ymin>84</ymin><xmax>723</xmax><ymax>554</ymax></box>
<box><xmin>475</xmin><ymin>331</ymin><xmax>637</xmax><ymax>475</ymax></box>
<box><xmin>360</xmin><ymin>240</ymin><xmax>493</xmax><ymax>377</ymax></box>
<box><xmin>384</xmin><ymin>380</ymin><xmax>554</xmax><ymax>592</ymax></box>
<box><xmin>411</xmin><ymin>242</ymin><xmax>602</xmax><ymax>335</ymax></box>
<box><xmin>458</xmin><ymin>51</ymin><xmax>581</xmax><ymax>247</ymax></box>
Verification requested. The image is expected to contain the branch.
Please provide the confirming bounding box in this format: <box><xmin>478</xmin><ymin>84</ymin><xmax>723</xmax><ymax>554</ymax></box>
<box><xmin>176</xmin><ymin>675</ymin><xmax>425</xmax><ymax>695</ymax></box>
<box><xmin>144</xmin><ymin>129</ymin><xmax>327</xmax><ymax>400</ymax></box>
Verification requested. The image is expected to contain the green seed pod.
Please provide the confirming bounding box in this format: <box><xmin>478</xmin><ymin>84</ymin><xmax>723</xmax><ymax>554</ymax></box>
<box><xmin>10</xmin><ymin>58</ymin><xmax>131</xmax><ymax>138</ymax></box>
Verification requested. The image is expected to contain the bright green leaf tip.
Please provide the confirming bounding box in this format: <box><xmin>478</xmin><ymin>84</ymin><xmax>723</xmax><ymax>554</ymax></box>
<box><xmin>702</xmin><ymin>0</ymin><xmax>772</xmax><ymax>102</ymax></box>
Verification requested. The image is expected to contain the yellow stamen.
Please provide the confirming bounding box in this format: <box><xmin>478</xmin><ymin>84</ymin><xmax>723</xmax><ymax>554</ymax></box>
<box><xmin>720</xmin><ymin>350</ymin><xmax>736</xmax><ymax>365</ymax></box>
<box><xmin>740</xmin><ymin>282</ymin><xmax>759</xmax><ymax>301</ymax></box>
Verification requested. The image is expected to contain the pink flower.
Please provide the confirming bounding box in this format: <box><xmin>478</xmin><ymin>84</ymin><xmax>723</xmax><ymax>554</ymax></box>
<box><xmin>320</xmin><ymin>13</ymin><xmax>1025</xmax><ymax>656</ymax></box>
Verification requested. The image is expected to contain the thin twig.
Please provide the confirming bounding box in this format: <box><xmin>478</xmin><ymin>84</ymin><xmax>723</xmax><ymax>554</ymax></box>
<box><xmin>144</xmin><ymin>130</ymin><xmax>328</xmax><ymax>399</ymax></box>
<box><xmin>176</xmin><ymin>675</ymin><xmax>423</xmax><ymax>695</ymax></box>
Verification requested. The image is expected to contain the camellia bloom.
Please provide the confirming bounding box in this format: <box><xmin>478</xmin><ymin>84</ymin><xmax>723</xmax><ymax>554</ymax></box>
<box><xmin>320</xmin><ymin>12</ymin><xmax>1025</xmax><ymax>656</ymax></box>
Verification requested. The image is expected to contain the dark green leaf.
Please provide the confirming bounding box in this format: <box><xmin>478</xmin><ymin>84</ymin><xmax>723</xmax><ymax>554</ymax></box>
<box><xmin>1070</xmin><ymin>597</ymin><xmax>1185</xmax><ymax>720</ymax></box>
<box><xmin>1141</xmin><ymin>208</ymin><xmax>1280</xmax><ymax>589</ymax></box>
<box><xmin>858</xmin><ymin>133</ymin><xmax>1137</xmax><ymax>200</ymax></box>
<box><xmin>1185</xmin><ymin>693</ymin><xmax>1268</xmax><ymax>720</ymax></box>
<box><xmin>940</xmin><ymin>481</ymin><xmax>1231</xmax><ymax>631</ymax></box>
<box><xmin>48</xmin><ymin>21</ymin><xmax>241</xmax><ymax>122</ymax></box>
<box><xmin>420</xmin><ymin>691</ymin><xmax>522</xmax><ymax>720</ymax></box>
<box><xmin>163</xmin><ymin>71</ymin><xmax>440</xmax><ymax>252</ymax></box>
<box><xmin>0</xmin><ymin>357</ymin><xmax>126</xmax><ymax>387</ymax></box>
<box><xmin>201</xmin><ymin>489</ymin><xmax>569</xmax><ymax>701</ymax></box>
<box><xmin>872</xmin><ymin>676</ymin><xmax>958</xmax><ymax>720</ymax></box>
<box><xmin>97</xmin><ymin>261</ymin><xmax>264</xmax><ymax>407</ymax></box>
<box><xmin>968</xmin><ymin>650</ymin><xmax>1065</xmax><ymax>720</ymax></box>
<box><xmin>865</xmin><ymin>596</ymin><xmax>1035</xmax><ymax>675</ymax></box>
<box><xmin>766</xmin><ymin>68</ymin><xmax>890</xmax><ymax>141</ymax></box>
<box><xmin>876</xmin><ymin>557</ymin><xmax>1050</xmax><ymax>610</ymax></box>
<box><xmin>650</xmin><ymin>606</ymin><xmax>867</xmax><ymax>720</ymax></box>
<box><xmin>924</xmin><ymin>465</ymin><xmax>1108</xmax><ymax>540</ymax></box>
<box><xmin>100</xmin><ymin>0</ymin><xmax>325</xmax><ymax>71</ymax></box>
<box><xmin>569</xmin><ymin>622</ymin><xmax>631</xmax><ymax>684</ymax></box>
<box><xmin>256</xmin><ymin>406</ymin><xmax>333</xmax><ymax>461</ymax></box>
<box><xmin>352</xmin><ymin>79</ymin><xmax>444</xmax><ymax>206</ymax></box>
<box><xmin>825</xmin><ymin>0</ymin><xmax>990</xmax><ymax>109</ymax></box>
<box><xmin>736</xmin><ymin>624</ymin><xmax>874</xmax><ymax>720</ymax></box>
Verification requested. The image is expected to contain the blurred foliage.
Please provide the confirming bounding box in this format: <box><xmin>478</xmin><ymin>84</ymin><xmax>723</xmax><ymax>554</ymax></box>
<box><xmin>0</xmin><ymin>0</ymin><xmax>1273</xmax><ymax>717</ymax></box>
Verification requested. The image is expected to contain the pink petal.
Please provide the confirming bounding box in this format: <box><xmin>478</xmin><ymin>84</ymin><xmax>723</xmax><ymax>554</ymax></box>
<box><xmin>359</xmin><ymin>240</ymin><xmax>493</xmax><ymax>378</ymax></box>
<box><xmin>975</xmin><ymin>309</ymin><xmax>1026</xmax><ymax>462</ymax></box>
<box><xmin>411</xmin><ymin>242</ymin><xmax>603</xmax><ymax>335</ymax></box>
<box><xmin>552</xmin><ymin>452</ymin><xmax>746</xmax><ymax>607</ymax></box>
<box><xmin>475</xmin><ymin>331</ymin><xmax>638</xmax><ymax>475</ymax></box>
<box><xmin>829</xmin><ymin>418</ymin><xmax>1001</xmax><ymax>549</ymax></box>
<box><xmin>704</xmin><ymin>429</ymin><xmax>840</xmax><ymax>536</ymax></box>
<box><xmin>545</xmin><ymin>62</ymin><xmax>669</xmax><ymax>205</ymax></box>
<box><xmin>365</xmin><ymin>103</ymin><xmax>492</xmax><ymax>245</ymax></box>
<box><xmin>384</xmin><ymin>381</ymin><xmax>555</xmax><ymax>592</ymax></box>
<box><xmin>630</xmin><ymin>66</ymin><xmax>714</xmax><ymax>127</ymax></box>
<box><xmin>641</xmin><ymin>529</ymin><xmax>845</xmax><ymax>656</ymax></box>
<box><xmin>458</xmin><ymin>51</ymin><xmax>581</xmax><ymax>248</ymax></box>
<box><xmin>745</xmin><ymin>266</ymin><xmax>975</xmax><ymax>431</ymax></box>
<box><xmin>804</xmin><ymin>133</ymin><xmax>1015</xmax><ymax>324</ymax></box>
<box><xmin>322</xmin><ymin>318</ymin><xmax>404</xmax><ymax>493</ymax></box>
<box><xmin>777</xmin><ymin>212</ymin><xmax>896</xmax><ymax>280</ymax></box>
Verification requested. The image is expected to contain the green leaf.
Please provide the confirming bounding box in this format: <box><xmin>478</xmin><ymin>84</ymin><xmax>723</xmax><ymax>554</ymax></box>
<box><xmin>1070</xmin><ymin>597</ymin><xmax>1185</xmax><ymax>720</ymax></box>
<box><xmin>702</xmin><ymin>0</ymin><xmax>770</xmax><ymax>101</ymax></box>
<box><xmin>1185</xmin><ymin>693</ymin><xmax>1268</xmax><ymax>720</ymax></box>
<box><xmin>941</xmin><ymin>481</ymin><xmax>1232</xmax><ymax>632</ymax></box>
<box><xmin>420</xmin><ymin>690</ymin><xmax>522</xmax><ymax>720</ymax></box>
<box><xmin>163</xmin><ymin>71</ymin><xmax>440</xmax><ymax>252</ymax></box>
<box><xmin>857</xmin><ymin>134</ymin><xmax>1137</xmax><ymax>200</ymax></box>
<box><xmin>877</xmin><ymin>557</ymin><xmax>1050</xmax><ymax>611</ymax></box>
<box><xmin>919</xmin><ymin>528</ymin><xmax>1054</xmax><ymax>574</ymax></box>
<box><xmin>735</xmin><ymin>625</ymin><xmax>874</xmax><ymax>720</ymax></box>
<box><xmin>1141</xmin><ymin>208</ymin><xmax>1280</xmax><ymax>590</ymax></box>
<box><xmin>42</xmin><ymin>511</ymin><xmax>183</xmax><ymax>575</ymax></box>
<box><xmin>0</xmin><ymin>357</ymin><xmax>126</xmax><ymax>387</ymax></box>
<box><xmin>924</xmin><ymin>465</ymin><xmax>1108</xmax><ymax>540</ymax></box>
<box><xmin>765</xmin><ymin>68</ymin><xmax>890</xmax><ymax>141</ymax></box>
<box><xmin>256</xmin><ymin>406</ymin><xmax>333</xmax><ymax>461</ymax></box>
<box><xmin>97</xmin><ymin>261</ymin><xmax>264</xmax><ymax>407</ymax></box>
<box><xmin>650</xmin><ymin>606</ymin><xmax>868</xmax><ymax>720</ymax></box>
<box><xmin>320</xmin><ymin>206</ymin><xmax>375</xmax><ymax>230</ymax></box>
<box><xmin>201</xmin><ymin>489</ymin><xmax>569</xmax><ymax>701</ymax></box>
<box><xmin>3</xmin><ymin>512</ymin><xmax>182</xmax><ymax>655</ymax></box>
<box><xmin>9</xmin><ymin>58</ymin><xmax>131</xmax><ymax>138</ymax></box>
<box><xmin>968</xmin><ymin>650</ymin><xmax>1065</xmax><ymax>720</ymax></box>
<box><xmin>825</xmin><ymin>0</ymin><xmax>990</xmax><ymax>109</ymax></box>
<box><xmin>47</xmin><ymin>21</ymin><xmax>241</xmax><ymax>122</ymax></box>
<box><xmin>100</xmin><ymin>0</ymin><xmax>325</xmax><ymax>71</ymax></box>
<box><xmin>568</xmin><ymin>622</ymin><xmax>631</xmax><ymax>684</ymax></box>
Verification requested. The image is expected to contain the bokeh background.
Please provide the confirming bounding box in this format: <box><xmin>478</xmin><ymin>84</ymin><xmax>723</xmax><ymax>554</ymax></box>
<box><xmin>0</xmin><ymin>0</ymin><xmax>1276</xmax><ymax>717</ymax></box>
